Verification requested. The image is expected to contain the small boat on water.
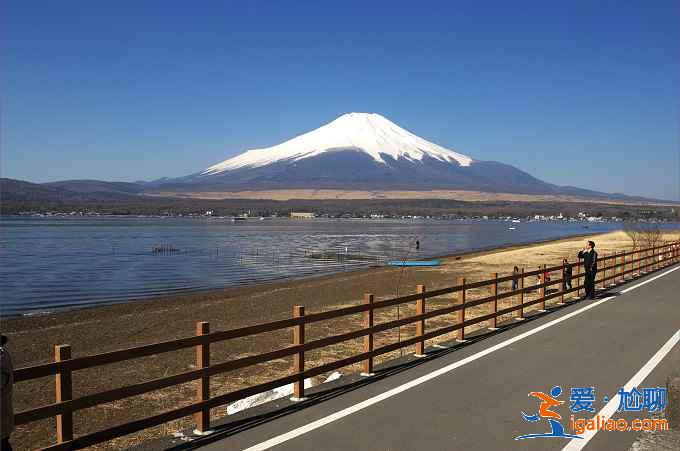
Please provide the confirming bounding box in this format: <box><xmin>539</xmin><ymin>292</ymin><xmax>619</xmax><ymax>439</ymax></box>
<box><xmin>388</xmin><ymin>259</ymin><xmax>441</xmax><ymax>267</ymax></box>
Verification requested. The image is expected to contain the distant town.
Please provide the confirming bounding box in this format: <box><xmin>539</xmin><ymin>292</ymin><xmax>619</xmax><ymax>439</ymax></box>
<box><xmin>11</xmin><ymin>208</ymin><xmax>677</xmax><ymax>224</ymax></box>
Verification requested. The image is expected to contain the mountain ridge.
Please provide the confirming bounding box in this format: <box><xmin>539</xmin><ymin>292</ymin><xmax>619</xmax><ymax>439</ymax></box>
<box><xmin>3</xmin><ymin>113</ymin><xmax>675</xmax><ymax>204</ymax></box>
<box><xmin>159</xmin><ymin>112</ymin><xmax>627</xmax><ymax>197</ymax></box>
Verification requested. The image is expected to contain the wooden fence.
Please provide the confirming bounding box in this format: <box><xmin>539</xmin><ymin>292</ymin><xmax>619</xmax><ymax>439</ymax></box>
<box><xmin>13</xmin><ymin>241</ymin><xmax>680</xmax><ymax>450</ymax></box>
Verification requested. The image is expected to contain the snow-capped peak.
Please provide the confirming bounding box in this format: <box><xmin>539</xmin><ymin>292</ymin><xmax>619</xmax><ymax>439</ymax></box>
<box><xmin>202</xmin><ymin>112</ymin><xmax>474</xmax><ymax>175</ymax></box>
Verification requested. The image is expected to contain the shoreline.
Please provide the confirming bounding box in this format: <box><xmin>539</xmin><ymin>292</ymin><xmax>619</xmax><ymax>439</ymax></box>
<box><xmin>3</xmin><ymin>228</ymin><xmax>614</xmax><ymax>325</ymax></box>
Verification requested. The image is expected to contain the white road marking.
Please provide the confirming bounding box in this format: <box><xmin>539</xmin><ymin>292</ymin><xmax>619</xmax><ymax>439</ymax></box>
<box><xmin>243</xmin><ymin>265</ymin><xmax>680</xmax><ymax>451</ymax></box>
<box><xmin>561</xmin><ymin>329</ymin><xmax>680</xmax><ymax>451</ymax></box>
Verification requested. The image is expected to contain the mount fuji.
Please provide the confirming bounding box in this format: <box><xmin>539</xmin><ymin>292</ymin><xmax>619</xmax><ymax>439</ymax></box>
<box><xmin>149</xmin><ymin>113</ymin><xmax>603</xmax><ymax>197</ymax></box>
<box><xmin>203</xmin><ymin>112</ymin><xmax>474</xmax><ymax>174</ymax></box>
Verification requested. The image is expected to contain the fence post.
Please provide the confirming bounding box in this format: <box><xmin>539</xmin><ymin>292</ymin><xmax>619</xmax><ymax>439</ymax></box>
<box><xmin>457</xmin><ymin>278</ymin><xmax>466</xmax><ymax>341</ymax></box>
<box><xmin>519</xmin><ymin>268</ymin><xmax>525</xmax><ymax>319</ymax></box>
<box><xmin>194</xmin><ymin>321</ymin><xmax>210</xmax><ymax>433</ymax></box>
<box><xmin>415</xmin><ymin>285</ymin><xmax>426</xmax><ymax>356</ymax></box>
<box><xmin>639</xmin><ymin>249</ymin><xmax>643</xmax><ymax>273</ymax></box>
<box><xmin>55</xmin><ymin>344</ymin><xmax>73</xmax><ymax>443</ymax></box>
<box><xmin>292</xmin><ymin>305</ymin><xmax>306</xmax><ymax>400</ymax></box>
<box><xmin>645</xmin><ymin>250</ymin><xmax>654</xmax><ymax>273</ymax></box>
<box><xmin>539</xmin><ymin>265</ymin><xmax>546</xmax><ymax>311</ymax></box>
<box><xmin>670</xmin><ymin>244</ymin><xmax>673</xmax><ymax>264</ymax></box>
<box><xmin>620</xmin><ymin>252</ymin><xmax>625</xmax><ymax>282</ymax></box>
<box><xmin>629</xmin><ymin>249</ymin><xmax>633</xmax><ymax>277</ymax></box>
<box><xmin>613</xmin><ymin>253</ymin><xmax>618</xmax><ymax>284</ymax></box>
<box><xmin>362</xmin><ymin>293</ymin><xmax>374</xmax><ymax>376</ymax></box>
<box><xmin>576</xmin><ymin>262</ymin><xmax>581</xmax><ymax>298</ymax></box>
<box><xmin>656</xmin><ymin>246</ymin><xmax>660</xmax><ymax>270</ymax></box>
<box><xmin>630</xmin><ymin>249</ymin><xmax>634</xmax><ymax>275</ymax></box>
<box><xmin>645</xmin><ymin>249</ymin><xmax>649</xmax><ymax>273</ymax></box>
<box><xmin>489</xmin><ymin>273</ymin><xmax>498</xmax><ymax>329</ymax></box>
<box><xmin>559</xmin><ymin>262</ymin><xmax>565</xmax><ymax>304</ymax></box>
<box><xmin>600</xmin><ymin>254</ymin><xmax>606</xmax><ymax>289</ymax></box>
<box><xmin>639</xmin><ymin>249</ymin><xmax>643</xmax><ymax>274</ymax></box>
<box><xmin>613</xmin><ymin>253</ymin><xmax>617</xmax><ymax>284</ymax></box>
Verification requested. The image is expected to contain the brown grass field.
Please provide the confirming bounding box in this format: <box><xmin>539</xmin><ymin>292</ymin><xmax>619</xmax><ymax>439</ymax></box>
<box><xmin>147</xmin><ymin>189</ymin><xmax>676</xmax><ymax>206</ymax></box>
<box><xmin>3</xmin><ymin>230</ymin><xmax>679</xmax><ymax>450</ymax></box>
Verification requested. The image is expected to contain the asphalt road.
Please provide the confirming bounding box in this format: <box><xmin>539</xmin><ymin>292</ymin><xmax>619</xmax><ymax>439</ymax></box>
<box><xmin>185</xmin><ymin>264</ymin><xmax>680</xmax><ymax>451</ymax></box>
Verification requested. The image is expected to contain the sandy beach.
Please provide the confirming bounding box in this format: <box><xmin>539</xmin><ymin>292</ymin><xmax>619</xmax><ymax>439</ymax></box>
<box><xmin>3</xmin><ymin>229</ymin><xmax>679</xmax><ymax>450</ymax></box>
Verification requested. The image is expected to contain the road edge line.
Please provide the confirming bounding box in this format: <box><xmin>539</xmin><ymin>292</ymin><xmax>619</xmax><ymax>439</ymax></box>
<box><xmin>561</xmin><ymin>329</ymin><xmax>680</xmax><ymax>451</ymax></box>
<box><xmin>244</xmin><ymin>265</ymin><xmax>680</xmax><ymax>451</ymax></box>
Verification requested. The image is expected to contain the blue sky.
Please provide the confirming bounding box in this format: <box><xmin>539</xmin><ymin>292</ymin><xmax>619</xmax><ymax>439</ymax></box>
<box><xmin>3</xmin><ymin>1</ymin><xmax>679</xmax><ymax>199</ymax></box>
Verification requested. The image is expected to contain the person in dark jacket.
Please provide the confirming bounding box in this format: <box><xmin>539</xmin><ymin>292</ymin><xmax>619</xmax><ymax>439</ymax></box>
<box><xmin>578</xmin><ymin>241</ymin><xmax>598</xmax><ymax>299</ymax></box>
<box><xmin>562</xmin><ymin>258</ymin><xmax>572</xmax><ymax>291</ymax></box>
<box><xmin>512</xmin><ymin>266</ymin><xmax>520</xmax><ymax>291</ymax></box>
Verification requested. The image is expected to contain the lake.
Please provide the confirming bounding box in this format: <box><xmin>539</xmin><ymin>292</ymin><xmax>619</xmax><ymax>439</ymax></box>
<box><xmin>0</xmin><ymin>217</ymin><xmax>640</xmax><ymax>316</ymax></box>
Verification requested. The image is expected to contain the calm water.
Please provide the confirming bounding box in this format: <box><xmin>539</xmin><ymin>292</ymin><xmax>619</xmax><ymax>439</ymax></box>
<box><xmin>0</xmin><ymin>217</ymin><xmax>634</xmax><ymax>316</ymax></box>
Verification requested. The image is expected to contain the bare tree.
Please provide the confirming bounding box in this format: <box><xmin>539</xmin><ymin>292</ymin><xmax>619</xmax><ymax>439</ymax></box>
<box><xmin>623</xmin><ymin>221</ymin><xmax>642</xmax><ymax>250</ymax></box>
<box><xmin>640</xmin><ymin>223</ymin><xmax>663</xmax><ymax>249</ymax></box>
<box><xmin>624</xmin><ymin>221</ymin><xmax>663</xmax><ymax>250</ymax></box>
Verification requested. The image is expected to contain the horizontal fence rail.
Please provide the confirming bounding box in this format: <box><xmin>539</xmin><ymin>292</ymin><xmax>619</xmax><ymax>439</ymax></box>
<box><xmin>12</xmin><ymin>241</ymin><xmax>680</xmax><ymax>450</ymax></box>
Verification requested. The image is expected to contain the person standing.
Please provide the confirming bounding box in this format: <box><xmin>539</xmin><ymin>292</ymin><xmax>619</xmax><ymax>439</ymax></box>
<box><xmin>512</xmin><ymin>266</ymin><xmax>520</xmax><ymax>291</ymax></box>
<box><xmin>1</xmin><ymin>334</ymin><xmax>13</xmax><ymax>451</ymax></box>
<box><xmin>562</xmin><ymin>258</ymin><xmax>573</xmax><ymax>291</ymax></box>
<box><xmin>578</xmin><ymin>241</ymin><xmax>598</xmax><ymax>299</ymax></box>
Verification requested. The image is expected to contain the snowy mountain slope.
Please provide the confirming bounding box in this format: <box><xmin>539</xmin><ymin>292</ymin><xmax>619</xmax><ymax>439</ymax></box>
<box><xmin>202</xmin><ymin>112</ymin><xmax>474</xmax><ymax>175</ymax></box>
<box><xmin>145</xmin><ymin>112</ymin><xmax>625</xmax><ymax>197</ymax></box>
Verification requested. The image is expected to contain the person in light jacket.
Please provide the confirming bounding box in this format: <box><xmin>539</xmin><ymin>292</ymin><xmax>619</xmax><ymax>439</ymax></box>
<box><xmin>578</xmin><ymin>241</ymin><xmax>598</xmax><ymax>299</ymax></box>
<box><xmin>1</xmin><ymin>334</ymin><xmax>13</xmax><ymax>451</ymax></box>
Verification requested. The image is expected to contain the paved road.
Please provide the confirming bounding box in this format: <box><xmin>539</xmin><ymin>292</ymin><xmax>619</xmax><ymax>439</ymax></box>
<box><xmin>184</xmin><ymin>265</ymin><xmax>680</xmax><ymax>451</ymax></box>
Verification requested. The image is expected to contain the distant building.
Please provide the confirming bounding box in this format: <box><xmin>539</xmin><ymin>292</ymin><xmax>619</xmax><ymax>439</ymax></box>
<box><xmin>290</xmin><ymin>212</ymin><xmax>315</xmax><ymax>219</ymax></box>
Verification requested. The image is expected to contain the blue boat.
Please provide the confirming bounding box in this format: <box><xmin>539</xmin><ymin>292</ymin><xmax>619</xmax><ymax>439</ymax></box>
<box><xmin>387</xmin><ymin>259</ymin><xmax>441</xmax><ymax>267</ymax></box>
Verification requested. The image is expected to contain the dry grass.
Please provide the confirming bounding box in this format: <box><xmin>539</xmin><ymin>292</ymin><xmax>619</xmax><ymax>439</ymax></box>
<box><xmin>5</xmin><ymin>230</ymin><xmax>679</xmax><ymax>450</ymax></box>
<box><xmin>147</xmin><ymin>189</ymin><xmax>677</xmax><ymax>206</ymax></box>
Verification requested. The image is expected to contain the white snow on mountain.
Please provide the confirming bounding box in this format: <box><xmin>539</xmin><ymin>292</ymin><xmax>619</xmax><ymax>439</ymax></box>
<box><xmin>202</xmin><ymin>112</ymin><xmax>474</xmax><ymax>175</ymax></box>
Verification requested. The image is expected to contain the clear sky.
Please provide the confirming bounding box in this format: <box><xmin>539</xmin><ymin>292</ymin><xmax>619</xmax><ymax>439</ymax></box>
<box><xmin>3</xmin><ymin>1</ymin><xmax>679</xmax><ymax>200</ymax></box>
